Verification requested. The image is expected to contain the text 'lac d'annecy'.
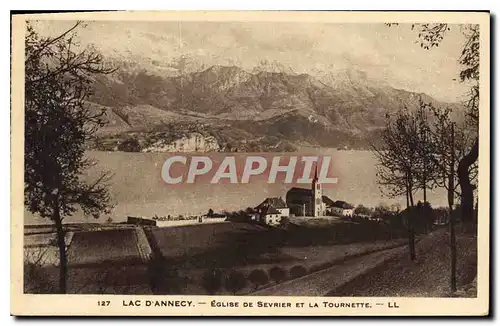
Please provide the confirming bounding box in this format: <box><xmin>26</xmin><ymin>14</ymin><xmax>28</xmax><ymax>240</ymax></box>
<box><xmin>161</xmin><ymin>155</ymin><xmax>338</xmax><ymax>185</ymax></box>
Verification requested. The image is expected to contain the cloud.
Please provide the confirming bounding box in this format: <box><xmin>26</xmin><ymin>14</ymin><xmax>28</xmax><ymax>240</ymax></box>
<box><xmin>33</xmin><ymin>20</ymin><xmax>470</xmax><ymax>102</ymax></box>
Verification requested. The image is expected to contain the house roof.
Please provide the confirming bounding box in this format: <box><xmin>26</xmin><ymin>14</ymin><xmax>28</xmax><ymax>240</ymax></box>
<box><xmin>332</xmin><ymin>200</ymin><xmax>354</xmax><ymax>209</ymax></box>
<box><xmin>256</xmin><ymin>197</ymin><xmax>287</xmax><ymax>209</ymax></box>
<box><xmin>263</xmin><ymin>206</ymin><xmax>281</xmax><ymax>215</ymax></box>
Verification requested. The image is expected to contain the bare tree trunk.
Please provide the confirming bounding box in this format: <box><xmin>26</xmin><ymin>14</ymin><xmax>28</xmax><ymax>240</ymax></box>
<box><xmin>53</xmin><ymin>207</ymin><xmax>67</xmax><ymax>294</ymax></box>
<box><xmin>423</xmin><ymin>170</ymin><xmax>427</xmax><ymax>204</ymax></box>
<box><xmin>409</xmin><ymin>188</ymin><xmax>415</xmax><ymax>207</ymax></box>
<box><xmin>407</xmin><ymin>172</ymin><xmax>416</xmax><ymax>261</ymax></box>
<box><xmin>458</xmin><ymin>137</ymin><xmax>478</xmax><ymax>223</ymax></box>
<box><xmin>406</xmin><ymin>189</ymin><xmax>410</xmax><ymax>209</ymax></box>
<box><xmin>423</xmin><ymin>131</ymin><xmax>428</xmax><ymax>204</ymax></box>
<box><xmin>449</xmin><ymin>123</ymin><xmax>457</xmax><ymax>293</ymax></box>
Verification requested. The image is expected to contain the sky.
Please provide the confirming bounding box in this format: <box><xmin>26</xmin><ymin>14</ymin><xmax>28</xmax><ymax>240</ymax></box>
<box><xmin>34</xmin><ymin>20</ymin><xmax>471</xmax><ymax>103</ymax></box>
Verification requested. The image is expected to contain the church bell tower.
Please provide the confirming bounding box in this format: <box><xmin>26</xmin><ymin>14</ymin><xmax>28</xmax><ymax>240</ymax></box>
<box><xmin>312</xmin><ymin>165</ymin><xmax>322</xmax><ymax>217</ymax></box>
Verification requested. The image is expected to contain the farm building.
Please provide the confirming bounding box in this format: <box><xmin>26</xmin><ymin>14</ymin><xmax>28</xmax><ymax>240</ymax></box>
<box><xmin>259</xmin><ymin>206</ymin><xmax>283</xmax><ymax>226</ymax></box>
<box><xmin>255</xmin><ymin>197</ymin><xmax>289</xmax><ymax>226</ymax></box>
<box><xmin>330</xmin><ymin>200</ymin><xmax>355</xmax><ymax>217</ymax></box>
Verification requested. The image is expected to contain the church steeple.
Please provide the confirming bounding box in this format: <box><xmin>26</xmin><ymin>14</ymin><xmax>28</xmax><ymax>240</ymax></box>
<box><xmin>312</xmin><ymin>164</ymin><xmax>319</xmax><ymax>183</ymax></box>
<box><xmin>312</xmin><ymin>163</ymin><xmax>322</xmax><ymax>217</ymax></box>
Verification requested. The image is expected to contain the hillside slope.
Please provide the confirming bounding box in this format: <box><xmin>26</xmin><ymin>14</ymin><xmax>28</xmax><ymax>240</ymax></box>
<box><xmin>88</xmin><ymin>65</ymin><xmax>462</xmax><ymax>152</ymax></box>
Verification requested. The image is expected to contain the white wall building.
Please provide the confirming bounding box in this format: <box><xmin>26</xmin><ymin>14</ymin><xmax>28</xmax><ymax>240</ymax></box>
<box><xmin>330</xmin><ymin>201</ymin><xmax>355</xmax><ymax>217</ymax></box>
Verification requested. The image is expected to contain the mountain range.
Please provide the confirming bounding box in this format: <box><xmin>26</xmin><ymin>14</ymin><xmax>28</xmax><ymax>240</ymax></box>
<box><xmin>88</xmin><ymin>64</ymin><xmax>461</xmax><ymax>152</ymax></box>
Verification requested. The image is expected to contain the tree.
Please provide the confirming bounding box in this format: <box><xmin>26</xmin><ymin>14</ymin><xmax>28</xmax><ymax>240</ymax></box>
<box><xmin>201</xmin><ymin>268</ymin><xmax>223</xmax><ymax>294</ymax></box>
<box><xmin>372</xmin><ymin>109</ymin><xmax>422</xmax><ymax>260</ymax></box>
<box><xmin>24</xmin><ymin>246</ymin><xmax>54</xmax><ymax>293</ymax></box>
<box><xmin>425</xmin><ymin>103</ymin><xmax>476</xmax><ymax>292</ymax></box>
<box><xmin>399</xmin><ymin>23</ymin><xmax>480</xmax><ymax>223</ymax></box>
<box><xmin>426</xmin><ymin>104</ymin><xmax>476</xmax><ymax>209</ymax></box>
<box><xmin>24</xmin><ymin>22</ymin><xmax>115</xmax><ymax>293</ymax></box>
<box><xmin>354</xmin><ymin>204</ymin><xmax>372</xmax><ymax>216</ymax></box>
<box><xmin>414</xmin><ymin>97</ymin><xmax>439</xmax><ymax>204</ymax></box>
<box><xmin>117</xmin><ymin>137</ymin><xmax>141</xmax><ymax>152</ymax></box>
<box><xmin>373</xmin><ymin>109</ymin><xmax>420</xmax><ymax>207</ymax></box>
<box><xmin>279</xmin><ymin>216</ymin><xmax>290</xmax><ymax>228</ymax></box>
<box><xmin>245</xmin><ymin>207</ymin><xmax>255</xmax><ymax>215</ymax></box>
<box><xmin>456</xmin><ymin>26</ymin><xmax>480</xmax><ymax>223</ymax></box>
<box><xmin>269</xmin><ymin>267</ymin><xmax>287</xmax><ymax>284</ymax></box>
<box><xmin>389</xmin><ymin>23</ymin><xmax>481</xmax><ymax>292</ymax></box>
<box><xmin>248</xmin><ymin>269</ymin><xmax>269</xmax><ymax>290</ymax></box>
<box><xmin>224</xmin><ymin>270</ymin><xmax>247</xmax><ymax>294</ymax></box>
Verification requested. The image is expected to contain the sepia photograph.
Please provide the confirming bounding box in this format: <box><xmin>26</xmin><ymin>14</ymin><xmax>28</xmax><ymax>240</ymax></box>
<box><xmin>11</xmin><ymin>11</ymin><xmax>490</xmax><ymax>316</ymax></box>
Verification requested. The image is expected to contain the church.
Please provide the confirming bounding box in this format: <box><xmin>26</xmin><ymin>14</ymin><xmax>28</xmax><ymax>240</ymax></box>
<box><xmin>285</xmin><ymin>168</ymin><xmax>334</xmax><ymax>217</ymax></box>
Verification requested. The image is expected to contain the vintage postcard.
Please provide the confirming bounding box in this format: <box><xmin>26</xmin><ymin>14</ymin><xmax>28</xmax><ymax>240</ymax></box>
<box><xmin>11</xmin><ymin>11</ymin><xmax>490</xmax><ymax>316</ymax></box>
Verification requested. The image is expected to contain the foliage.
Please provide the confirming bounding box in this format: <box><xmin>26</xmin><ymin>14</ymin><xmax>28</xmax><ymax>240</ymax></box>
<box><xmin>24</xmin><ymin>21</ymin><xmax>115</xmax><ymax>293</ymax></box>
<box><xmin>279</xmin><ymin>216</ymin><xmax>290</xmax><ymax>228</ymax></box>
<box><xmin>162</xmin><ymin>269</ymin><xmax>182</xmax><ymax>294</ymax></box>
<box><xmin>269</xmin><ymin>266</ymin><xmax>287</xmax><ymax>284</ymax></box>
<box><xmin>117</xmin><ymin>137</ymin><xmax>141</xmax><ymax>152</ymax></box>
<box><xmin>424</xmin><ymin>102</ymin><xmax>477</xmax><ymax>207</ymax></box>
<box><xmin>224</xmin><ymin>270</ymin><xmax>247</xmax><ymax>294</ymax></box>
<box><xmin>354</xmin><ymin>204</ymin><xmax>372</xmax><ymax>216</ymax></box>
<box><xmin>371</xmin><ymin>107</ymin><xmax>430</xmax><ymax>261</ymax></box>
<box><xmin>402</xmin><ymin>23</ymin><xmax>480</xmax><ymax>222</ymax></box>
<box><xmin>414</xmin><ymin>201</ymin><xmax>435</xmax><ymax>233</ymax></box>
<box><xmin>248</xmin><ymin>269</ymin><xmax>269</xmax><ymax>289</ymax></box>
<box><xmin>24</xmin><ymin>247</ymin><xmax>56</xmax><ymax>294</ymax></box>
<box><xmin>226</xmin><ymin>209</ymin><xmax>252</xmax><ymax>222</ymax></box>
<box><xmin>289</xmin><ymin>265</ymin><xmax>307</xmax><ymax>279</ymax></box>
<box><xmin>372</xmin><ymin>108</ymin><xmax>424</xmax><ymax>207</ymax></box>
<box><xmin>201</xmin><ymin>268</ymin><xmax>223</xmax><ymax>294</ymax></box>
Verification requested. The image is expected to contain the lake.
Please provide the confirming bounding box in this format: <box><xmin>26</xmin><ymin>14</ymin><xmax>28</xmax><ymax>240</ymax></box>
<box><xmin>24</xmin><ymin>149</ymin><xmax>450</xmax><ymax>225</ymax></box>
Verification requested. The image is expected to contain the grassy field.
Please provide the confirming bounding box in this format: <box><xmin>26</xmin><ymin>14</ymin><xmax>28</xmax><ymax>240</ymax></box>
<box><xmin>24</xmin><ymin>219</ymin><xmax>433</xmax><ymax>295</ymax></box>
<box><xmin>24</xmin><ymin>226</ymin><xmax>152</xmax><ymax>294</ymax></box>
<box><xmin>68</xmin><ymin>228</ymin><xmax>148</xmax><ymax>266</ymax></box>
<box><xmin>145</xmin><ymin>221</ymin><xmax>409</xmax><ymax>295</ymax></box>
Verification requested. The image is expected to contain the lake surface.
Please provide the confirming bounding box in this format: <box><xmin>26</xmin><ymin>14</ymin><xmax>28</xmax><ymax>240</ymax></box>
<box><xmin>24</xmin><ymin>149</ymin><xmax>450</xmax><ymax>225</ymax></box>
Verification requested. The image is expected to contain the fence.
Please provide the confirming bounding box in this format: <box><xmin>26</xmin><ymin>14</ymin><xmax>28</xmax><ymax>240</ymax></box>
<box><xmin>127</xmin><ymin>216</ymin><xmax>227</xmax><ymax>228</ymax></box>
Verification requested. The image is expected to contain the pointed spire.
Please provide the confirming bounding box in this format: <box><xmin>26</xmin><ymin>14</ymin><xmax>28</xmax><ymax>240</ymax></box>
<box><xmin>313</xmin><ymin>163</ymin><xmax>319</xmax><ymax>182</ymax></box>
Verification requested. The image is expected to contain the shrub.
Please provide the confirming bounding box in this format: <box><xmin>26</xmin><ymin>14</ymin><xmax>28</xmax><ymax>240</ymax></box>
<box><xmin>248</xmin><ymin>269</ymin><xmax>269</xmax><ymax>289</ymax></box>
<box><xmin>279</xmin><ymin>216</ymin><xmax>290</xmax><ymax>228</ymax></box>
<box><xmin>201</xmin><ymin>269</ymin><xmax>223</xmax><ymax>294</ymax></box>
<box><xmin>289</xmin><ymin>265</ymin><xmax>307</xmax><ymax>279</ymax></box>
<box><xmin>117</xmin><ymin>138</ymin><xmax>141</xmax><ymax>152</ymax></box>
<box><xmin>162</xmin><ymin>268</ymin><xmax>182</xmax><ymax>294</ymax></box>
<box><xmin>269</xmin><ymin>266</ymin><xmax>287</xmax><ymax>284</ymax></box>
<box><xmin>354</xmin><ymin>204</ymin><xmax>372</xmax><ymax>216</ymax></box>
<box><xmin>224</xmin><ymin>270</ymin><xmax>247</xmax><ymax>294</ymax></box>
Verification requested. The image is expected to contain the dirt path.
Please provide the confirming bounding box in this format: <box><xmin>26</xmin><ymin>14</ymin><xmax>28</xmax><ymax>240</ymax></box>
<box><xmin>327</xmin><ymin>226</ymin><xmax>477</xmax><ymax>297</ymax></box>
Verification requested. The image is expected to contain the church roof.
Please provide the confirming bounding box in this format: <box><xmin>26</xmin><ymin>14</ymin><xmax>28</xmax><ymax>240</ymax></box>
<box><xmin>287</xmin><ymin>188</ymin><xmax>335</xmax><ymax>206</ymax></box>
<box><xmin>286</xmin><ymin>187</ymin><xmax>312</xmax><ymax>196</ymax></box>
<box><xmin>256</xmin><ymin>197</ymin><xmax>287</xmax><ymax>209</ymax></box>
